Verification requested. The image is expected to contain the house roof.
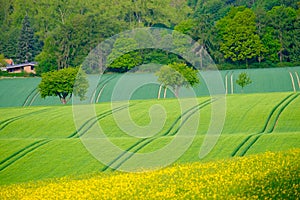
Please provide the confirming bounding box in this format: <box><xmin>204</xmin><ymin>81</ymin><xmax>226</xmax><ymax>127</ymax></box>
<box><xmin>4</xmin><ymin>59</ymin><xmax>14</xmax><ymax>65</ymax></box>
<box><xmin>6</xmin><ymin>62</ymin><xmax>37</xmax><ymax>69</ymax></box>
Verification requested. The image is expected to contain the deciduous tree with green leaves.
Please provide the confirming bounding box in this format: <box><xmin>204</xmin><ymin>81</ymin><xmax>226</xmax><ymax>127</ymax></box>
<box><xmin>155</xmin><ymin>62</ymin><xmax>199</xmax><ymax>97</ymax></box>
<box><xmin>0</xmin><ymin>54</ymin><xmax>7</xmax><ymax>68</ymax></box>
<box><xmin>107</xmin><ymin>37</ymin><xmax>143</xmax><ymax>72</ymax></box>
<box><xmin>217</xmin><ymin>7</ymin><xmax>265</xmax><ymax>68</ymax></box>
<box><xmin>39</xmin><ymin>67</ymin><xmax>89</xmax><ymax>104</ymax></box>
<box><xmin>236</xmin><ymin>72</ymin><xmax>252</xmax><ymax>93</ymax></box>
<box><xmin>267</xmin><ymin>5</ymin><xmax>297</xmax><ymax>62</ymax></box>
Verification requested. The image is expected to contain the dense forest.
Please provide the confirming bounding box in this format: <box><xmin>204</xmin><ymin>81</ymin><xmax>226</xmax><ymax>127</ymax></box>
<box><xmin>0</xmin><ymin>0</ymin><xmax>299</xmax><ymax>74</ymax></box>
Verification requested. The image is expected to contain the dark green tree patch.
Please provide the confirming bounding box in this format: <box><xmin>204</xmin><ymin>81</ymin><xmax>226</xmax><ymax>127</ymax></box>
<box><xmin>39</xmin><ymin>67</ymin><xmax>89</xmax><ymax>104</ymax></box>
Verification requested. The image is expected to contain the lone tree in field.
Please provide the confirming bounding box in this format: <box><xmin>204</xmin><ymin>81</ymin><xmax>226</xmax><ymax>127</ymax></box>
<box><xmin>39</xmin><ymin>67</ymin><xmax>89</xmax><ymax>104</ymax></box>
<box><xmin>155</xmin><ymin>62</ymin><xmax>199</xmax><ymax>98</ymax></box>
<box><xmin>236</xmin><ymin>72</ymin><xmax>252</xmax><ymax>93</ymax></box>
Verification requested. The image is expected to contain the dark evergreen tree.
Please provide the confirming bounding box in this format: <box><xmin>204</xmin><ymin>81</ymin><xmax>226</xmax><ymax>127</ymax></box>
<box><xmin>16</xmin><ymin>14</ymin><xmax>38</xmax><ymax>63</ymax></box>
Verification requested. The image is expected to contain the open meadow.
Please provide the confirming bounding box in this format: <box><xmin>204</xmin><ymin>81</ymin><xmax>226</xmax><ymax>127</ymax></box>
<box><xmin>0</xmin><ymin>91</ymin><xmax>299</xmax><ymax>198</ymax></box>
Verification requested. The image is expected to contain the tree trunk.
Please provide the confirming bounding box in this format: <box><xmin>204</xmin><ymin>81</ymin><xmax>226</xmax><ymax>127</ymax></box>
<box><xmin>163</xmin><ymin>87</ymin><xmax>167</xmax><ymax>99</ymax></box>
<box><xmin>61</xmin><ymin>98</ymin><xmax>67</xmax><ymax>104</ymax></box>
<box><xmin>279</xmin><ymin>33</ymin><xmax>283</xmax><ymax>62</ymax></box>
<box><xmin>58</xmin><ymin>92</ymin><xmax>70</xmax><ymax>104</ymax></box>
<box><xmin>174</xmin><ymin>86</ymin><xmax>180</xmax><ymax>98</ymax></box>
<box><xmin>158</xmin><ymin>85</ymin><xmax>162</xmax><ymax>99</ymax></box>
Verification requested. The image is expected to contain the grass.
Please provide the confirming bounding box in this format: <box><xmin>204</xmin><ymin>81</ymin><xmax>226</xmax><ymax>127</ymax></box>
<box><xmin>0</xmin><ymin>139</ymin><xmax>103</xmax><ymax>184</ymax></box>
<box><xmin>0</xmin><ymin>92</ymin><xmax>299</xmax><ymax>185</ymax></box>
<box><xmin>0</xmin><ymin>149</ymin><xmax>299</xmax><ymax>199</ymax></box>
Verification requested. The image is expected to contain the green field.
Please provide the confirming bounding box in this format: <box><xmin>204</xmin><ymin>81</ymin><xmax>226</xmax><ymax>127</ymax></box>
<box><xmin>1</xmin><ymin>67</ymin><xmax>299</xmax><ymax>107</ymax></box>
<box><xmin>0</xmin><ymin>68</ymin><xmax>299</xmax><ymax>198</ymax></box>
<box><xmin>0</xmin><ymin>92</ymin><xmax>299</xmax><ymax>186</ymax></box>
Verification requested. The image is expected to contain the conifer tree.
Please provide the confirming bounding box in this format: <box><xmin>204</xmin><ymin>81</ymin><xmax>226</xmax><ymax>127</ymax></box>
<box><xmin>16</xmin><ymin>15</ymin><xmax>37</xmax><ymax>63</ymax></box>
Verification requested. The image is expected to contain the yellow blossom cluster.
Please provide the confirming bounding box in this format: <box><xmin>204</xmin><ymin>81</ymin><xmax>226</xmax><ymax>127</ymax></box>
<box><xmin>0</xmin><ymin>149</ymin><xmax>299</xmax><ymax>199</ymax></box>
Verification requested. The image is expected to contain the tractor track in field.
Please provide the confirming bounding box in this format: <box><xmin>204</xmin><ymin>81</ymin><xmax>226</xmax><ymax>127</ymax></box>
<box><xmin>0</xmin><ymin>108</ymin><xmax>51</xmax><ymax>132</ymax></box>
<box><xmin>22</xmin><ymin>88</ymin><xmax>39</xmax><ymax>107</ymax></box>
<box><xmin>102</xmin><ymin>99</ymin><xmax>214</xmax><ymax>172</ymax></box>
<box><xmin>0</xmin><ymin>104</ymin><xmax>132</xmax><ymax>172</ymax></box>
<box><xmin>68</xmin><ymin>104</ymin><xmax>132</xmax><ymax>138</ymax></box>
<box><xmin>0</xmin><ymin>139</ymin><xmax>50</xmax><ymax>172</ymax></box>
<box><xmin>231</xmin><ymin>93</ymin><xmax>299</xmax><ymax>157</ymax></box>
<box><xmin>90</xmin><ymin>75</ymin><xmax>118</xmax><ymax>103</ymax></box>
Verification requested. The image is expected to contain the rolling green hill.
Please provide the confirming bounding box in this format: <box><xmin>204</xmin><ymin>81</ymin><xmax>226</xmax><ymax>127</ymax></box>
<box><xmin>0</xmin><ymin>92</ymin><xmax>299</xmax><ymax>185</ymax></box>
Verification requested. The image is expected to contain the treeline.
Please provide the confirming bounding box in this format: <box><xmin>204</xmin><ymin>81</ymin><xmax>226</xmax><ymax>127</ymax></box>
<box><xmin>0</xmin><ymin>0</ymin><xmax>299</xmax><ymax>74</ymax></box>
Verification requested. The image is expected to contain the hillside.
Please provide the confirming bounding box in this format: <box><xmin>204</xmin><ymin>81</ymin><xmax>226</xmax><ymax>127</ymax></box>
<box><xmin>0</xmin><ymin>92</ymin><xmax>299</xmax><ymax>185</ymax></box>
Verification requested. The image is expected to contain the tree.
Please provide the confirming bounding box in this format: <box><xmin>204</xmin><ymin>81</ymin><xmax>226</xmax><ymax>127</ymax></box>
<box><xmin>267</xmin><ymin>6</ymin><xmax>297</xmax><ymax>62</ymax></box>
<box><xmin>155</xmin><ymin>62</ymin><xmax>199</xmax><ymax>97</ymax></box>
<box><xmin>0</xmin><ymin>28</ymin><xmax>20</xmax><ymax>61</ymax></box>
<box><xmin>16</xmin><ymin>15</ymin><xmax>39</xmax><ymax>63</ymax></box>
<box><xmin>236</xmin><ymin>72</ymin><xmax>252</xmax><ymax>92</ymax></box>
<box><xmin>0</xmin><ymin>54</ymin><xmax>7</xmax><ymax>68</ymax></box>
<box><xmin>217</xmin><ymin>7</ymin><xmax>265</xmax><ymax>67</ymax></box>
<box><xmin>35</xmin><ymin>37</ymin><xmax>58</xmax><ymax>75</ymax></box>
<box><xmin>107</xmin><ymin>37</ymin><xmax>142</xmax><ymax>72</ymax></box>
<box><xmin>39</xmin><ymin>67</ymin><xmax>89</xmax><ymax>104</ymax></box>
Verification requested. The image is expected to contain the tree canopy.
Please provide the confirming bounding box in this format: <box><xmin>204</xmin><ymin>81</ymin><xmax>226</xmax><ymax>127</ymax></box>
<box><xmin>38</xmin><ymin>67</ymin><xmax>89</xmax><ymax>104</ymax></box>
<box><xmin>156</xmin><ymin>62</ymin><xmax>199</xmax><ymax>97</ymax></box>
<box><xmin>0</xmin><ymin>0</ymin><xmax>299</xmax><ymax>72</ymax></box>
<box><xmin>236</xmin><ymin>72</ymin><xmax>252</xmax><ymax>92</ymax></box>
<box><xmin>217</xmin><ymin>7</ymin><xmax>265</xmax><ymax>67</ymax></box>
<box><xmin>16</xmin><ymin>15</ymin><xmax>39</xmax><ymax>63</ymax></box>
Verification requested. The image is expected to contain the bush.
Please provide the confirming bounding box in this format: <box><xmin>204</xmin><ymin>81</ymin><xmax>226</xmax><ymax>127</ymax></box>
<box><xmin>0</xmin><ymin>71</ymin><xmax>36</xmax><ymax>77</ymax></box>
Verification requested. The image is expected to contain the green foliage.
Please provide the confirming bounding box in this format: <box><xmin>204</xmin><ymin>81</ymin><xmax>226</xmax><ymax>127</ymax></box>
<box><xmin>236</xmin><ymin>72</ymin><xmax>252</xmax><ymax>92</ymax></box>
<box><xmin>73</xmin><ymin>68</ymin><xmax>89</xmax><ymax>99</ymax></box>
<box><xmin>38</xmin><ymin>67</ymin><xmax>88</xmax><ymax>104</ymax></box>
<box><xmin>0</xmin><ymin>28</ymin><xmax>19</xmax><ymax>61</ymax></box>
<box><xmin>107</xmin><ymin>37</ymin><xmax>142</xmax><ymax>72</ymax></box>
<box><xmin>0</xmin><ymin>54</ymin><xmax>6</xmax><ymax>68</ymax></box>
<box><xmin>155</xmin><ymin>62</ymin><xmax>199</xmax><ymax>97</ymax></box>
<box><xmin>218</xmin><ymin>8</ymin><xmax>265</xmax><ymax>67</ymax></box>
<box><xmin>174</xmin><ymin>19</ymin><xmax>195</xmax><ymax>35</ymax></box>
<box><xmin>16</xmin><ymin>15</ymin><xmax>39</xmax><ymax>63</ymax></box>
<box><xmin>267</xmin><ymin>6</ymin><xmax>297</xmax><ymax>62</ymax></box>
<box><xmin>0</xmin><ymin>0</ymin><xmax>299</xmax><ymax>72</ymax></box>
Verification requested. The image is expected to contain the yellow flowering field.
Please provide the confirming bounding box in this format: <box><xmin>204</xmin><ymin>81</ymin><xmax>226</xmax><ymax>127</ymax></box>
<box><xmin>1</xmin><ymin>149</ymin><xmax>299</xmax><ymax>200</ymax></box>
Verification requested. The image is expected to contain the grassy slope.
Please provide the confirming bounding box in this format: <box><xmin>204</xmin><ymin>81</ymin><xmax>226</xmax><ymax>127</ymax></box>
<box><xmin>0</xmin><ymin>92</ymin><xmax>299</xmax><ymax>185</ymax></box>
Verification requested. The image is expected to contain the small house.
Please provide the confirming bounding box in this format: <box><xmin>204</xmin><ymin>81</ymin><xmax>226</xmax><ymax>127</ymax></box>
<box><xmin>1</xmin><ymin>59</ymin><xmax>36</xmax><ymax>74</ymax></box>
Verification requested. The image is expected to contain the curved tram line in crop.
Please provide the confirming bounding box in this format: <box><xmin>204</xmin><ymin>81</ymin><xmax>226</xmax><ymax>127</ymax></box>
<box><xmin>0</xmin><ymin>104</ymin><xmax>133</xmax><ymax>172</ymax></box>
<box><xmin>22</xmin><ymin>88</ymin><xmax>40</xmax><ymax>107</ymax></box>
<box><xmin>90</xmin><ymin>74</ymin><xmax>119</xmax><ymax>104</ymax></box>
<box><xmin>0</xmin><ymin>139</ymin><xmax>50</xmax><ymax>172</ymax></box>
<box><xmin>231</xmin><ymin>93</ymin><xmax>299</xmax><ymax>157</ymax></box>
<box><xmin>102</xmin><ymin>98</ymin><xmax>214</xmax><ymax>172</ymax></box>
<box><xmin>68</xmin><ymin>104</ymin><xmax>133</xmax><ymax>138</ymax></box>
<box><xmin>0</xmin><ymin>108</ymin><xmax>51</xmax><ymax>132</ymax></box>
